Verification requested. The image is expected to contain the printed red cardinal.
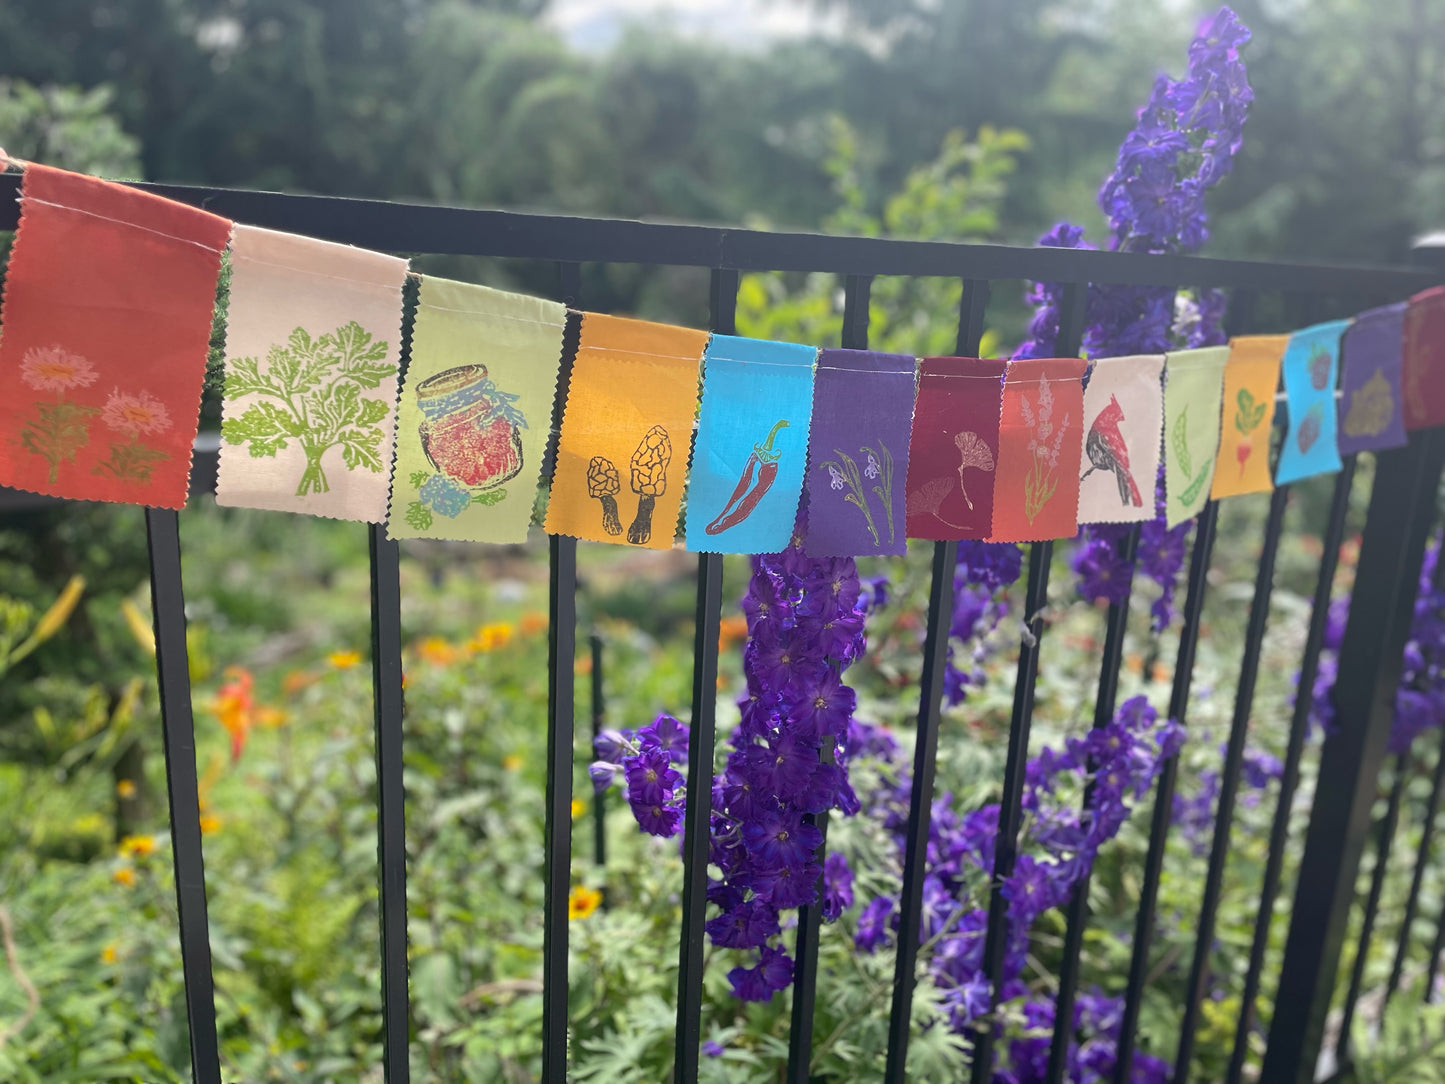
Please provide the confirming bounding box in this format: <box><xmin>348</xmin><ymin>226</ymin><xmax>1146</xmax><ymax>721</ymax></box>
<box><xmin>1081</xmin><ymin>394</ymin><xmax>1142</xmax><ymax>506</ymax></box>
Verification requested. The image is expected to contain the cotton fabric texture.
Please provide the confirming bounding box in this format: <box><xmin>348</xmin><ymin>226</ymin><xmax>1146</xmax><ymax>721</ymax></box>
<box><xmin>1338</xmin><ymin>303</ymin><xmax>1408</xmax><ymax>455</ymax></box>
<box><xmin>387</xmin><ymin>278</ymin><xmax>566</xmax><ymax>543</ymax></box>
<box><xmin>0</xmin><ymin>164</ymin><xmax>230</xmax><ymax>508</ymax></box>
<box><xmin>1211</xmin><ymin>335</ymin><xmax>1285</xmax><ymax>500</ymax></box>
<box><xmin>216</xmin><ymin>225</ymin><xmax>408</xmax><ymax>521</ymax></box>
<box><xmin>684</xmin><ymin>335</ymin><xmax>817</xmax><ymax>554</ymax></box>
<box><xmin>989</xmin><ymin>357</ymin><xmax>1086</xmax><ymax>543</ymax></box>
<box><xmin>1076</xmin><ymin>355</ymin><xmax>1165</xmax><ymax>525</ymax></box>
<box><xmin>804</xmin><ymin>350</ymin><xmax>918</xmax><ymax>557</ymax></box>
<box><xmin>1275</xmin><ymin>320</ymin><xmax>1348</xmax><ymax>485</ymax></box>
<box><xmin>1163</xmin><ymin>346</ymin><xmax>1229</xmax><ymax>528</ymax></box>
<box><xmin>903</xmin><ymin>356</ymin><xmax>1006</xmax><ymax>540</ymax></box>
<box><xmin>544</xmin><ymin>313</ymin><xmax>709</xmax><ymax>548</ymax></box>
<box><xmin>1403</xmin><ymin>287</ymin><xmax>1445</xmax><ymax>432</ymax></box>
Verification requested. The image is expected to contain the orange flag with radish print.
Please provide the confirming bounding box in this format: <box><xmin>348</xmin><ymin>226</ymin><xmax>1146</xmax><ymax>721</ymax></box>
<box><xmin>1211</xmin><ymin>335</ymin><xmax>1285</xmax><ymax>499</ymax></box>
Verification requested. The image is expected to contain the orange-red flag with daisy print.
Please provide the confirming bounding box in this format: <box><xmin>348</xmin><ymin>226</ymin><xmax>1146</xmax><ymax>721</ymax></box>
<box><xmin>0</xmin><ymin>164</ymin><xmax>230</xmax><ymax>507</ymax></box>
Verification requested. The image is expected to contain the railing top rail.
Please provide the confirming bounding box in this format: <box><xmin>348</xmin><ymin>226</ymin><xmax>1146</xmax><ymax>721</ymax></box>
<box><xmin>0</xmin><ymin>175</ymin><xmax>1434</xmax><ymax>296</ymax></box>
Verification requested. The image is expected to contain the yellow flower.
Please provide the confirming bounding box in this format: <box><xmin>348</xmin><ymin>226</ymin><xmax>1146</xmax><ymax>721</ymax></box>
<box><xmin>328</xmin><ymin>649</ymin><xmax>363</xmax><ymax>670</ymax></box>
<box><xmin>468</xmin><ymin>623</ymin><xmax>514</xmax><ymax>653</ymax></box>
<box><xmin>568</xmin><ymin>885</ymin><xmax>602</xmax><ymax>920</ymax></box>
<box><xmin>116</xmin><ymin>779</ymin><xmax>137</xmax><ymax>800</ymax></box>
<box><xmin>416</xmin><ymin>636</ymin><xmax>460</xmax><ymax>666</ymax></box>
<box><xmin>256</xmin><ymin>706</ymin><xmax>287</xmax><ymax>730</ymax></box>
<box><xmin>571</xmin><ymin>798</ymin><xmax>587</xmax><ymax>820</ymax></box>
<box><xmin>112</xmin><ymin>866</ymin><xmax>136</xmax><ymax>888</ymax></box>
<box><xmin>101</xmin><ymin>943</ymin><xmax>118</xmax><ymax>965</ymax></box>
<box><xmin>199</xmin><ymin>814</ymin><xmax>222</xmax><ymax>835</ymax></box>
<box><xmin>502</xmin><ymin>754</ymin><xmax>523</xmax><ymax>772</ymax></box>
<box><xmin>119</xmin><ymin>835</ymin><xmax>157</xmax><ymax>858</ymax></box>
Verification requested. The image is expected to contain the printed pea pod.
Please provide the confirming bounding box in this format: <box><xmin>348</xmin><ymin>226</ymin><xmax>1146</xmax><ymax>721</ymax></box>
<box><xmin>705</xmin><ymin>420</ymin><xmax>788</xmax><ymax>535</ymax></box>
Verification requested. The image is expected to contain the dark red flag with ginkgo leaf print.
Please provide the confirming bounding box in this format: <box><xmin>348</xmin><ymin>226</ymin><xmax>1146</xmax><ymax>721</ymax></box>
<box><xmin>0</xmin><ymin>164</ymin><xmax>230</xmax><ymax>508</ymax></box>
<box><xmin>904</xmin><ymin>356</ymin><xmax>1006</xmax><ymax>540</ymax></box>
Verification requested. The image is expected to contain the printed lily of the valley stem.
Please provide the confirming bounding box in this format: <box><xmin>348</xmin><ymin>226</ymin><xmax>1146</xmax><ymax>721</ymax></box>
<box><xmin>221</xmin><ymin>322</ymin><xmax>393</xmax><ymax>497</ymax></box>
<box><xmin>1018</xmin><ymin>374</ymin><xmax>1068</xmax><ymax>524</ymax></box>
<box><xmin>94</xmin><ymin>388</ymin><xmax>172</xmax><ymax>484</ymax></box>
<box><xmin>17</xmin><ymin>345</ymin><xmax>100</xmax><ymax>485</ymax></box>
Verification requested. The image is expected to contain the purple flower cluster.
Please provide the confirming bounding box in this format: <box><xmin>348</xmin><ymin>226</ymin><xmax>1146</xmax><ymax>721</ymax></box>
<box><xmin>1171</xmin><ymin>743</ymin><xmax>1283</xmax><ymax>855</ymax></box>
<box><xmin>593</xmin><ymin>512</ymin><xmax>871</xmax><ymax>1003</ymax></box>
<box><xmin>944</xmin><ymin>540</ymin><xmax>1025</xmax><ymax>705</ymax></box>
<box><xmin>854</xmin><ymin>695</ymin><xmax>1178</xmax><ymax>1082</ymax></box>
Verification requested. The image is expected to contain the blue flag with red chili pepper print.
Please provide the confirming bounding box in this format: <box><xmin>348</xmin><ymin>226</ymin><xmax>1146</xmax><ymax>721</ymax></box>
<box><xmin>684</xmin><ymin>335</ymin><xmax>818</xmax><ymax>554</ymax></box>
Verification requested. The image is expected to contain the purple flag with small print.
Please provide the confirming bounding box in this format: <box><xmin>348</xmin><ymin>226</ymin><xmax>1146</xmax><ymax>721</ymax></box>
<box><xmin>1338</xmin><ymin>303</ymin><xmax>1408</xmax><ymax>455</ymax></box>
<box><xmin>804</xmin><ymin>349</ymin><xmax>918</xmax><ymax>557</ymax></box>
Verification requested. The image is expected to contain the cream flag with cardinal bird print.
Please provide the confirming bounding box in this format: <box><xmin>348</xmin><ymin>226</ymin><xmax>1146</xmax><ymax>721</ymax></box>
<box><xmin>1076</xmin><ymin>355</ymin><xmax>1165</xmax><ymax>525</ymax></box>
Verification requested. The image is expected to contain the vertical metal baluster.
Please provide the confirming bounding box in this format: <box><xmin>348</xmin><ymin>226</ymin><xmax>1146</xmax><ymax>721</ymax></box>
<box><xmin>1045</xmin><ymin>522</ymin><xmax>1142</xmax><ymax>1084</ymax></box>
<box><xmin>673</xmin><ymin>266</ymin><xmax>736</xmax><ymax>1083</ymax></box>
<box><xmin>1261</xmin><ymin>429</ymin><xmax>1445</xmax><ymax>1084</ymax></box>
<box><xmin>1173</xmin><ymin>483</ymin><xmax>1290</xmax><ymax>1082</ymax></box>
<box><xmin>146</xmin><ymin>507</ymin><xmax>222</xmax><ymax>1084</ymax></box>
<box><xmin>541</xmin><ymin>259</ymin><xmax>582</xmax><ymax>1084</ymax></box>
<box><xmin>1389</xmin><ymin>733</ymin><xmax>1445</xmax><ymax>1002</ymax></box>
<box><xmin>590</xmin><ymin>633</ymin><xmax>607</xmax><ymax>871</ymax></box>
<box><xmin>1112</xmin><ymin>500</ymin><xmax>1220</xmax><ymax>1084</ymax></box>
<box><xmin>883</xmin><ymin>277</ymin><xmax>989</xmax><ymax>1084</ymax></box>
<box><xmin>369</xmin><ymin>524</ymin><xmax>410</xmax><ymax>1084</ymax></box>
<box><xmin>968</xmin><ymin>279</ymin><xmax>1084</xmax><ymax>1084</ymax></box>
<box><xmin>785</xmin><ymin>272</ymin><xmax>872</xmax><ymax>1084</ymax></box>
<box><xmin>1226</xmin><ymin>456</ymin><xmax>1358</xmax><ymax>1084</ymax></box>
<box><xmin>1336</xmin><ymin>754</ymin><xmax>1410</xmax><ymax>1061</ymax></box>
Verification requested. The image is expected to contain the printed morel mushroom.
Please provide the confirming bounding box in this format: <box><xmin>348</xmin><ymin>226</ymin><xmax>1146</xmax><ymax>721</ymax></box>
<box><xmin>587</xmin><ymin>456</ymin><xmax>623</xmax><ymax>535</ymax></box>
<box><xmin>627</xmin><ymin>425</ymin><xmax>672</xmax><ymax>545</ymax></box>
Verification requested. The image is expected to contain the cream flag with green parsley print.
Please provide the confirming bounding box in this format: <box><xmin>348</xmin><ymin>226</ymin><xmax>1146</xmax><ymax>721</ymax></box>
<box><xmin>1162</xmin><ymin>346</ymin><xmax>1230</xmax><ymax>528</ymax></box>
<box><xmin>217</xmin><ymin>225</ymin><xmax>409</xmax><ymax>522</ymax></box>
<box><xmin>386</xmin><ymin>277</ymin><xmax>568</xmax><ymax>543</ymax></box>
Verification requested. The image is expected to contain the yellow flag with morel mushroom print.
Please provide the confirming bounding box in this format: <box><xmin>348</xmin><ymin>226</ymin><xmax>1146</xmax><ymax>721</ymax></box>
<box><xmin>1211</xmin><ymin>335</ymin><xmax>1285</xmax><ymax>501</ymax></box>
<box><xmin>544</xmin><ymin>313</ymin><xmax>710</xmax><ymax>548</ymax></box>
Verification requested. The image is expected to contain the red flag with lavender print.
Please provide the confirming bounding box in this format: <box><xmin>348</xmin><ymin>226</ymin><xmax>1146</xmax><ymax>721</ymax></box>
<box><xmin>989</xmin><ymin>357</ymin><xmax>1087</xmax><ymax>543</ymax></box>
<box><xmin>903</xmin><ymin>356</ymin><xmax>1006</xmax><ymax>540</ymax></box>
<box><xmin>0</xmin><ymin>164</ymin><xmax>230</xmax><ymax>508</ymax></box>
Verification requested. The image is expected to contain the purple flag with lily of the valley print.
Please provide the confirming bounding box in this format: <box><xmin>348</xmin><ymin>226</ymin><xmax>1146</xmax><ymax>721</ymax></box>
<box><xmin>804</xmin><ymin>349</ymin><xmax>919</xmax><ymax>557</ymax></box>
<box><xmin>1338</xmin><ymin>303</ymin><xmax>1408</xmax><ymax>455</ymax></box>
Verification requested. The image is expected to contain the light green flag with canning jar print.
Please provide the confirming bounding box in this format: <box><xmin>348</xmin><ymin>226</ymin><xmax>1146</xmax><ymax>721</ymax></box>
<box><xmin>387</xmin><ymin>277</ymin><xmax>568</xmax><ymax>543</ymax></box>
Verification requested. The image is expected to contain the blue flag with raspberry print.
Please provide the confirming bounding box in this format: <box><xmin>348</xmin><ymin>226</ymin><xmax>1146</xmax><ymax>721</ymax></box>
<box><xmin>1275</xmin><ymin>319</ymin><xmax>1349</xmax><ymax>485</ymax></box>
<box><xmin>685</xmin><ymin>335</ymin><xmax>817</xmax><ymax>554</ymax></box>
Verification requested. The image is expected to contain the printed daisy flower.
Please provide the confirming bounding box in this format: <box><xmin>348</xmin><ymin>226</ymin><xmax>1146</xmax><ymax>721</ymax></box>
<box><xmin>101</xmin><ymin>388</ymin><xmax>171</xmax><ymax>437</ymax></box>
<box><xmin>19</xmin><ymin>345</ymin><xmax>99</xmax><ymax>393</ymax></box>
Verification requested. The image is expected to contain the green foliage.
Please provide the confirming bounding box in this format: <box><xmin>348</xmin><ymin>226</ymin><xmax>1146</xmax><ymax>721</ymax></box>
<box><xmin>1351</xmin><ymin>994</ymin><xmax>1445</xmax><ymax>1084</ymax></box>
<box><xmin>0</xmin><ymin>79</ymin><xmax>141</xmax><ymax>178</ymax></box>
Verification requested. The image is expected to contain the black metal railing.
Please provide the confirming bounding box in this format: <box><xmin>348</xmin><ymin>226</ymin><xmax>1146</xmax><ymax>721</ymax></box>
<box><xmin>1</xmin><ymin>174</ymin><xmax>1443</xmax><ymax>1084</ymax></box>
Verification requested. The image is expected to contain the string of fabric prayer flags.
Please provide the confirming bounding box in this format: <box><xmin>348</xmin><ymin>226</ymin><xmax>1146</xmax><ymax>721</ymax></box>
<box><xmin>2</xmin><ymin>158</ymin><xmax>1443</xmax><ymax>556</ymax></box>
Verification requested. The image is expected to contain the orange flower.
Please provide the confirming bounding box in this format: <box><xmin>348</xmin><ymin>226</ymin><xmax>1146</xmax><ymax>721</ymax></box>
<box><xmin>256</xmin><ymin>706</ymin><xmax>287</xmax><ymax>730</ymax></box>
<box><xmin>282</xmin><ymin>669</ymin><xmax>317</xmax><ymax>695</ymax></box>
<box><xmin>112</xmin><ymin>866</ymin><xmax>136</xmax><ymax>888</ymax></box>
<box><xmin>329</xmin><ymin>649</ymin><xmax>363</xmax><ymax>669</ymax></box>
<box><xmin>199</xmin><ymin>813</ymin><xmax>222</xmax><ymax>835</ymax></box>
<box><xmin>416</xmin><ymin>636</ymin><xmax>461</xmax><ymax>666</ymax></box>
<box><xmin>520</xmin><ymin>612</ymin><xmax>548</xmax><ymax>636</ymax></box>
<box><xmin>571</xmin><ymin>798</ymin><xmax>587</xmax><ymax>820</ymax></box>
<box><xmin>101</xmin><ymin>943</ymin><xmax>119</xmax><ymax>965</ymax></box>
<box><xmin>116</xmin><ymin>779</ymin><xmax>137</xmax><ymax>799</ymax></box>
<box><xmin>468</xmin><ymin>623</ymin><xmax>514</xmax><ymax>653</ymax></box>
<box><xmin>211</xmin><ymin>666</ymin><xmax>255</xmax><ymax>764</ymax></box>
<box><xmin>718</xmin><ymin>615</ymin><xmax>749</xmax><ymax>649</ymax></box>
<box><xmin>119</xmin><ymin>834</ymin><xmax>157</xmax><ymax>858</ymax></box>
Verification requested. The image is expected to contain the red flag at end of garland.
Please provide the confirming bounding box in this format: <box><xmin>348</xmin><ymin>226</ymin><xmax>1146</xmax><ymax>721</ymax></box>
<box><xmin>1403</xmin><ymin>287</ymin><xmax>1445</xmax><ymax>431</ymax></box>
<box><xmin>0</xmin><ymin>164</ymin><xmax>230</xmax><ymax>508</ymax></box>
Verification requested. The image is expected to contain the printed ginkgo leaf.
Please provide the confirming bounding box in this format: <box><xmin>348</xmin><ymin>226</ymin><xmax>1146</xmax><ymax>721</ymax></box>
<box><xmin>1170</xmin><ymin>410</ymin><xmax>1192</xmax><ymax>479</ymax></box>
<box><xmin>906</xmin><ymin>477</ymin><xmax>953</xmax><ymax>516</ymax></box>
<box><xmin>222</xmin><ymin>321</ymin><xmax>395</xmax><ymax>497</ymax></box>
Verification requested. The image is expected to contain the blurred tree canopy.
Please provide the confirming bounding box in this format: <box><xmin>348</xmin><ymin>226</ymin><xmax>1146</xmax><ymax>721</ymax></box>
<box><xmin>0</xmin><ymin>0</ymin><xmax>1442</xmax><ymax>259</ymax></box>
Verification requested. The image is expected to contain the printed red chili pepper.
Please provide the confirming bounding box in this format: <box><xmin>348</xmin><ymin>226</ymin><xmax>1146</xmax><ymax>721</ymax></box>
<box><xmin>704</xmin><ymin>419</ymin><xmax>789</xmax><ymax>535</ymax></box>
